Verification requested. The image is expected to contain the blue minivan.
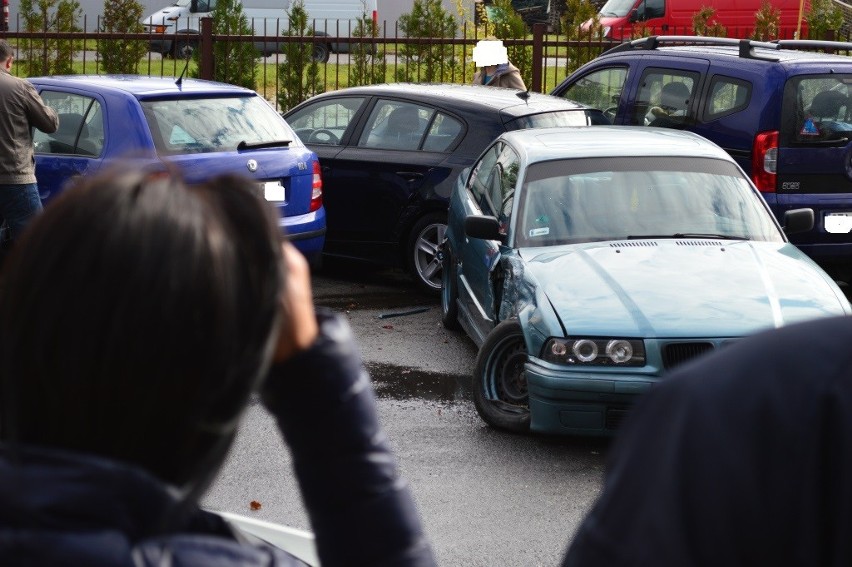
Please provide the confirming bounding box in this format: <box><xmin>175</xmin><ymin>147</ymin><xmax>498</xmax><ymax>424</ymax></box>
<box><xmin>552</xmin><ymin>36</ymin><xmax>852</xmax><ymax>285</ymax></box>
<box><xmin>30</xmin><ymin>75</ymin><xmax>325</xmax><ymax>261</ymax></box>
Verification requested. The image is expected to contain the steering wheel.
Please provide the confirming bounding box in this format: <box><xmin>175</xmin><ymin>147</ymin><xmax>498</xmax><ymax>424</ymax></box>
<box><xmin>603</xmin><ymin>106</ymin><xmax>618</xmax><ymax>121</ymax></box>
<box><xmin>307</xmin><ymin>128</ymin><xmax>339</xmax><ymax>145</ymax></box>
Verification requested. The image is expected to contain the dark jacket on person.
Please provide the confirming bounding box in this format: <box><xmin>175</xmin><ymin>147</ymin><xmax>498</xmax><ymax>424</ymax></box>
<box><xmin>0</xmin><ymin>67</ymin><xmax>58</xmax><ymax>184</ymax></box>
<box><xmin>562</xmin><ymin>315</ymin><xmax>852</xmax><ymax>567</ymax></box>
<box><xmin>472</xmin><ymin>63</ymin><xmax>526</xmax><ymax>90</ymax></box>
<box><xmin>0</xmin><ymin>311</ymin><xmax>436</xmax><ymax>567</ymax></box>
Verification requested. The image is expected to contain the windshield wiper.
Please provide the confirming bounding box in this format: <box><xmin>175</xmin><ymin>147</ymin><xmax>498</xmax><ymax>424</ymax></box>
<box><xmin>627</xmin><ymin>233</ymin><xmax>746</xmax><ymax>240</ymax></box>
<box><xmin>237</xmin><ymin>139</ymin><xmax>292</xmax><ymax>150</ymax></box>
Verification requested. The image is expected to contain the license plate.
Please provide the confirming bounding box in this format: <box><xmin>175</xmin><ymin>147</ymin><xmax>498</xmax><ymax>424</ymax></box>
<box><xmin>825</xmin><ymin>212</ymin><xmax>852</xmax><ymax>234</ymax></box>
<box><xmin>262</xmin><ymin>181</ymin><xmax>286</xmax><ymax>202</ymax></box>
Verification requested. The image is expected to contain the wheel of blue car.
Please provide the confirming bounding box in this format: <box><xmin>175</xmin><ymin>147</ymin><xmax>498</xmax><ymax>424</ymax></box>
<box><xmin>473</xmin><ymin>319</ymin><xmax>530</xmax><ymax>433</ymax></box>
<box><xmin>407</xmin><ymin>212</ymin><xmax>447</xmax><ymax>294</ymax></box>
<box><xmin>440</xmin><ymin>247</ymin><xmax>459</xmax><ymax>330</ymax></box>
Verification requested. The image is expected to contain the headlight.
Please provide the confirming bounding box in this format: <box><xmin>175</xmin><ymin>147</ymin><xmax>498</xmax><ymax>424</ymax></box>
<box><xmin>542</xmin><ymin>337</ymin><xmax>645</xmax><ymax>367</ymax></box>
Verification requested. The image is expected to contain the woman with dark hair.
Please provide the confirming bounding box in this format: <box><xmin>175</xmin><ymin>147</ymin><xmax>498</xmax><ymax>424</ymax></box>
<box><xmin>0</xmin><ymin>168</ymin><xmax>436</xmax><ymax>566</ymax></box>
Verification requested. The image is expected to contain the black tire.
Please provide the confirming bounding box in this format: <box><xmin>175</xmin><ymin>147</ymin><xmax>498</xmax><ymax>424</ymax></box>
<box><xmin>312</xmin><ymin>42</ymin><xmax>330</xmax><ymax>63</ymax></box>
<box><xmin>440</xmin><ymin>246</ymin><xmax>459</xmax><ymax>330</ymax></box>
<box><xmin>407</xmin><ymin>212</ymin><xmax>447</xmax><ymax>295</ymax></box>
<box><xmin>472</xmin><ymin>319</ymin><xmax>531</xmax><ymax>433</ymax></box>
<box><xmin>174</xmin><ymin>40</ymin><xmax>196</xmax><ymax>60</ymax></box>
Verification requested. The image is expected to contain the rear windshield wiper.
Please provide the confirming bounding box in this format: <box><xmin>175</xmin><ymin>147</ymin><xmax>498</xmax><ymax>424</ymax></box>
<box><xmin>238</xmin><ymin>139</ymin><xmax>292</xmax><ymax>150</ymax></box>
<box><xmin>627</xmin><ymin>233</ymin><xmax>746</xmax><ymax>240</ymax></box>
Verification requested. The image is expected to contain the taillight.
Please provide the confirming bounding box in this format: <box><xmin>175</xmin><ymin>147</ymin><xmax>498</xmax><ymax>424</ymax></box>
<box><xmin>310</xmin><ymin>160</ymin><xmax>323</xmax><ymax>212</ymax></box>
<box><xmin>752</xmin><ymin>130</ymin><xmax>778</xmax><ymax>193</ymax></box>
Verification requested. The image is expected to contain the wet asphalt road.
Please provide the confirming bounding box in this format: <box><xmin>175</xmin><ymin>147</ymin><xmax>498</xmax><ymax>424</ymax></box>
<box><xmin>202</xmin><ymin>259</ymin><xmax>609</xmax><ymax>567</ymax></box>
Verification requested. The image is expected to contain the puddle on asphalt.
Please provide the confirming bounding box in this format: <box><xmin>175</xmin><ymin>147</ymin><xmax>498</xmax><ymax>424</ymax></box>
<box><xmin>367</xmin><ymin>361</ymin><xmax>472</xmax><ymax>404</ymax></box>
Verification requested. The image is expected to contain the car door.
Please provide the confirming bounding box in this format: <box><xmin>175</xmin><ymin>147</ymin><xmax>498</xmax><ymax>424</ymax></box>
<box><xmin>625</xmin><ymin>64</ymin><xmax>708</xmax><ymax>129</ymax></box>
<box><xmin>457</xmin><ymin>141</ymin><xmax>521</xmax><ymax>343</ymax></box>
<box><xmin>33</xmin><ymin>89</ymin><xmax>106</xmax><ymax>203</ymax></box>
<box><xmin>321</xmin><ymin>98</ymin><xmax>460</xmax><ymax>259</ymax></box>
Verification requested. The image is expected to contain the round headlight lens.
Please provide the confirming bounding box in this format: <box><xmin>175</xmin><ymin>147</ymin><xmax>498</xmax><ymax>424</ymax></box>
<box><xmin>572</xmin><ymin>339</ymin><xmax>598</xmax><ymax>363</ymax></box>
<box><xmin>606</xmin><ymin>339</ymin><xmax>633</xmax><ymax>364</ymax></box>
<box><xmin>550</xmin><ymin>341</ymin><xmax>568</xmax><ymax>357</ymax></box>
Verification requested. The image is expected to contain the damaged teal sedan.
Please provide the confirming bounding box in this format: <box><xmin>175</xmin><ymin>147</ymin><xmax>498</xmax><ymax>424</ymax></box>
<box><xmin>440</xmin><ymin>127</ymin><xmax>852</xmax><ymax>435</ymax></box>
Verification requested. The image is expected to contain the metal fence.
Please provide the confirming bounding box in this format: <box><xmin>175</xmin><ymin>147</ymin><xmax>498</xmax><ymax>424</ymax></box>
<box><xmin>1</xmin><ymin>18</ymin><xmax>619</xmax><ymax>105</ymax></box>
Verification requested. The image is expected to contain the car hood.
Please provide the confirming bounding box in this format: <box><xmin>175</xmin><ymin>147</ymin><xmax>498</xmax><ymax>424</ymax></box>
<box><xmin>520</xmin><ymin>239</ymin><xmax>850</xmax><ymax>338</ymax></box>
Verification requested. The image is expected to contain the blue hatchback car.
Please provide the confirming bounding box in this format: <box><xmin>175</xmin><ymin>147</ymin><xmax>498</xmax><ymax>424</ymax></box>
<box><xmin>29</xmin><ymin>75</ymin><xmax>325</xmax><ymax>261</ymax></box>
<box><xmin>442</xmin><ymin>126</ymin><xmax>851</xmax><ymax>436</ymax></box>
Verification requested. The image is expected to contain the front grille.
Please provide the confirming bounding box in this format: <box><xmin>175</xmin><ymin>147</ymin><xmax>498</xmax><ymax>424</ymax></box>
<box><xmin>662</xmin><ymin>342</ymin><xmax>714</xmax><ymax>370</ymax></box>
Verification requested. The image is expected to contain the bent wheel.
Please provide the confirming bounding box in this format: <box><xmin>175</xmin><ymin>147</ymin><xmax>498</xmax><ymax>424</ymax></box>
<box><xmin>473</xmin><ymin>319</ymin><xmax>530</xmax><ymax>433</ymax></box>
<box><xmin>440</xmin><ymin>247</ymin><xmax>459</xmax><ymax>330</ymax></box>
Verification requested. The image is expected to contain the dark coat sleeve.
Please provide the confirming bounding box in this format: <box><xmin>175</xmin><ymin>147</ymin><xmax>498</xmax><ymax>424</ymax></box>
<box><xmin>562</xmin><ymin>315</ymin><xmax>852</xmax><ymax>567</ymax></box>
<box><xmin>261</xmin><ymin>309</ymin><xmax>436</xmax><ymax>567</ymax></box>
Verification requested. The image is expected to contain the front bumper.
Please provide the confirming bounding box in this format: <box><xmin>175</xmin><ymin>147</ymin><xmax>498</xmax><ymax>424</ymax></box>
<box><xmin>525</xmin><ymin>357</ymin><xmax>656</xmax><ymax>436</ymax></box>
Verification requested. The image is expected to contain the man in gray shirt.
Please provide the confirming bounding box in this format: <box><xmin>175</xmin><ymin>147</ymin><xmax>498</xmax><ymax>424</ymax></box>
<box><xmin>0</xmin><ymin>40</ymin><xmax>58</xmax><ymax>244</ymax></box>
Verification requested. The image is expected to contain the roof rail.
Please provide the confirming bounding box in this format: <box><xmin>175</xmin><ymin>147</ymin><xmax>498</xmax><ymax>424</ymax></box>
<box><xmin>774</xmin><ymin>39</ymin><xmax>852</xmax><ymax>53</ymax></box>
<box><xmin>604</xmin><ymin>35</ymin><xmax>781</xmax><ymax>61</ymax></box>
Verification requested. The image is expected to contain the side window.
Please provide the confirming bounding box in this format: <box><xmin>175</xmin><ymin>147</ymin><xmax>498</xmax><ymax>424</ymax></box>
<box><xmin>468</xmin><ymin>143</ymin><xmax>502</xmax><ymax>212</ymax></box>
<box><xmin>34</xmin><ymin>91</ymin><xmax>104</xmax><ymax>157</ymax></box>
<box><xmin>422</xmin><ymin>112</ymin><xmax>463</xmax><ymax>152</ymax></box>
<box><xmin>782</xmin><ymin>75</ymin><xmax>852</xmax><ymax>144</ymax></box>
<box><xmin>704</xmin><ymin>76</ymin><xmax>751</xmax><ymax>120</ymax></box>
<box><xmin>286</xmin><ymin>97</ymin><xmax>365</xmax><ymax>146</ymax></box>
<box><xmin>494</xmin><ymin>145</ymin><xmax>520</xmax><ymax>233</ymax></box>
<box><xmin>642</xmin><ymin>0</ymin><xmax>665</xmax><ymax>19</ymax></box>
<box><xmin>631</xmin><ymin>69</ymin><xmax>699</xmax><ymax>128</ymax></box>
<box><xmin>358</xmin><ymin>100</ymin><xmax>433</xmax><ymax>150</ymax></box>
<box><xmin>560</xmin><ymin>66</ymin><xmax>628</xmax><ymax>121</ymax></box>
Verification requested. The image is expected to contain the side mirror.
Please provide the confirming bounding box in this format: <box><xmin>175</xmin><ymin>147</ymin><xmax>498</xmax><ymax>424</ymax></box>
<box><xmin>464</xmin><ymin>215</ymin><xmax>505</xmax><ymax>244</ymax></box>
<box><xmin>783</xmin><ymin>208</ymin><xmax>814</xmax><ymax>234</ymax></box>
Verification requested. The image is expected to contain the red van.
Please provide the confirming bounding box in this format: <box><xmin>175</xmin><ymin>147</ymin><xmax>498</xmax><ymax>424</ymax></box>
<box><xmin>594</xmin><ymin>0</ymin><xmax>806</xmax><ymax>40</ymax></box>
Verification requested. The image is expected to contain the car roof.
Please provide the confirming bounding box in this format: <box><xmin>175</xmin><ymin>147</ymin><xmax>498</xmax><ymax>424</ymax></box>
<box><xmin>501</xmin><ymin>126</ymin><xmax>733</xmax><ymax>162</ymax></box>
<box><xmin>27</xmin><ymin>75</ymin><xmax>257</xmax><ymax>98</ymax></box>
<box><xmin>298</xmin><ymin>83</ymin><xmax>593</xmax><ymax>117</ymax></box>
<box><xmin>601</xmin><ymin>37</ymin><xmax>852</xmax><ymax>67</ymax></box>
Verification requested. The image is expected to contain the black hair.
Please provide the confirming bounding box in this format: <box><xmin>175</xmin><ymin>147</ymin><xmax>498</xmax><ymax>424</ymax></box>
<box><xmin>0</xmin><ymin>167</ymin><xmax>284</xmax><ymax>491</ymax></box>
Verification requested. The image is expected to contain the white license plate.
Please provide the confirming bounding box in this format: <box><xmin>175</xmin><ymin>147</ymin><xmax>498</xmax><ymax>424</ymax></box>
<box><xmin>262</xmin><ymin>181</ymin><xmax>286</xmax><ymax>202</ymax></box>
<box><xmin>825</xmin><ymin>212</ymin><xmax>852</xmax><ymax>234</ymax></box>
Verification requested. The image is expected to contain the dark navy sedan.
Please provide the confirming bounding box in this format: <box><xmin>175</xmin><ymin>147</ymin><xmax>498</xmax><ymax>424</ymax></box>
<box><xmin>30</xmin><ymin>75</ymin><xmax>326</xmax><ymax>262</ymax></box>
<box><xmin>285</xmin><ymin>84</ymin><xmax>607</xmax><ymax>292</ymax></box>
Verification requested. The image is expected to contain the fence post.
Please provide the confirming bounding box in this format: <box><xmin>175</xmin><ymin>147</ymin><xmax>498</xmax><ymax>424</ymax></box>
<box><xmin>200</xmin><ymin>17</ymin><xmax>214</xmax><ymax>80</ymax></box>
<box><xmin>532</xmin><ymin>22</ymin><xmax>545</xmax><ymax>93</ymax></box>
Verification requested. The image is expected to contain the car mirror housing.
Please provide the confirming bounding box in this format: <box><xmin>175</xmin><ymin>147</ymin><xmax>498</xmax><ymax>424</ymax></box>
<box><xmin>465</xmin><ymin>215</ymin><xmax>506</xmax><ymax>243</ymax></box>
<box><xmin>783</xmin><ymin>208</ymin><xmax>814</xmax><ymax>234</ymax></box>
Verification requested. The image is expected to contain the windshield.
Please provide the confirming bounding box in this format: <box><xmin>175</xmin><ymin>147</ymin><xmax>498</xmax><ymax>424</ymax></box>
<box><xmin>516</xmin><ymin>156</ymin><xmax>783</xmax><ymax>247</ymax></box>
<box><xmin>598</xmin><ymin>0</ymin><xmax>637</xmax><ymax>17</ymax></box>
<box><xmin>508</xmin><ymin>109</ymin><xmax>609</xmax><ymax>130</ymax></box>
<box><xmin>141</xmin><ymin>95</ymin><xmax>294</xmax><ymax>155</ymax></box>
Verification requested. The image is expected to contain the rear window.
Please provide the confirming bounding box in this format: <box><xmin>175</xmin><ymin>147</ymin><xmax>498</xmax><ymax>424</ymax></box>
<box><xmin>141</xmin><ymin>95</ymin><xmax>294</xmax><ymax>155</ymax></box>
<box><xmin>782</xmin><ymin>75</ymin><xmax>852</xmax><ymax>145</ymax></box>
<box><xmin>506</xmin><ymin>109</ymin><xmax>609</xmax><ymax>130</ymax></box>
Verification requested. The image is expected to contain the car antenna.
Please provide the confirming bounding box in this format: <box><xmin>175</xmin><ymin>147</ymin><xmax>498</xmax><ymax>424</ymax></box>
<box><xmin>175</xmin><ymin>54</ymin><xmax>191</xmax><ymax>88</ymax></box>
<box><xmin>516</xmin><ymin>89</ymin><xmax>530</xmax><ymax>103</ymax></box>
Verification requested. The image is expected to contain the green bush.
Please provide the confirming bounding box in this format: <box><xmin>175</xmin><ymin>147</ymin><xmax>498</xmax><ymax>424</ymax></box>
<box><xmin>806</xmin><ymin>0</ymin><xmax>844</xmax><ymax>40</ymax></box>
<box><xmin>277</xmin><ymin>0</ymin><xmax>323</xmax><ymax>111</ymax></box>
<box><xmin>191</xmin><ymin>0</ymin><xmax>259</xmax><ymax>89</ymax></box>
<box><xmin>561</xmin><ymin>0</ymin><xmax>605</xmax><ymax>75</ymax></box>
<box><xmin>98</xmin><ymin>0</ymin><xmax>147</xmax><ymax>74</ymax></box>
<box><xmin>753</xmin><ymin>0</ymin><xmax>780</xmax><ymax>40</ymax></box>
<box><xmin>348</xmin><ymin>11</ymin><xmax>387</xmax><ymax>86</ymax></box>
<box><xmin>18</xmin><ymin>0</ymin><xmax>81</xmax><ymax>76</ymax></box>
<box><xmin>692</xmin><ymin>6</ymin><xmax>726</xmax><ymax>37</ymax></box>
<box><xmin>396</xmin><ymin>0</ymin><xmax>459</xmax><ymax>83</ymax></box>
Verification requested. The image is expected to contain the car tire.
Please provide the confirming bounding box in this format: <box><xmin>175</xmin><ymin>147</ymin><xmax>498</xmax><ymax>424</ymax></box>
<box><xmin>312</xmin><ymin>42</ymin><xmax>331</xmax><ymax>63</ymax></box>
<box><xmin>440</xmin><ymin>247</ymin><xmax>460</xmax><ymax>330</ymax></box>
<box><xmin>174</xmin><ymin>40</ymin><xmax>196</xmax><ymax>60</ymax></box>
<box><xmin>407</xmin><ymin>212</ymin><xmax>446</xmax><ymax>295</ymax></box>
<box><xmin>472</xmin><ymin>319</ymin><xmax>531</xmax><ymax>433</ymax></box>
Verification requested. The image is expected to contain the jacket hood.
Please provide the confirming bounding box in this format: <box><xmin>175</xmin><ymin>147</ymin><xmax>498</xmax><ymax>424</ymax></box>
<box><xmin>521</xmin><ymin>239</ymin><xmax>849</xmax><ymax>338</ymax></box>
